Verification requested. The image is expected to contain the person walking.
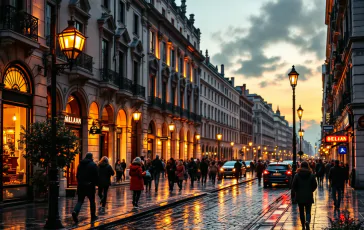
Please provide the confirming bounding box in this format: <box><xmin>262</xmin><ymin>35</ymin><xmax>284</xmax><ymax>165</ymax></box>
<box><xmin>292</xmin><ymin>161</ymin><xmax>318</xmax><ymax>230</ymax></box>
<box><xmin>234</xmin><ymin>160</ymin><xmax>241</xmax><ymax>180</ymax></box>
<box><xmin>121</xmin><ymin>159</ymin><xmax>127</xmax><ymax>181</ymax></box>
<box><xmin>188</xmin><ymin>158</ymin><xmax>197</xmax><ymax>187</ymax></box>
<box><xmin>250</xmin><ymin>161</ymin><xmax>255</xmax><ymax>177</ymax></box>
<box><xmin>176</xmin><ymin>160</ymin><xmax>185</xmax><ymax>191</ymax></box>
<box><xmin>152</xmin><ymin>155</ymin><xmax>163</xmax><ymax>191</ymax></box>
<box><xmin>72</xmin><ymin>153</ymin><xmax>99</xmax><ymax>223</ymax></box>
<box><xmin>144</xmin><ymin>158</ymin><xmax>153</xmax><ymax>192</ymax></box>
<box><xmin>166</xmin><ymin>158</ymin><xmax>176</xmax><ymax>191</ymax></box>
<box><xmin>97</xmin><ymin>156</ymin><xmax>115</xmax><ymax>212</ymax></box>
<box><xmin>325</xmin><ymin>161</ymin><xmax>333</xmax><ymax>184</ymax></box>
<box><xmin>129</xmin><ymin>157</ymin><xmax>146</xmax><ymax>208</ymax></box>
<box><xmin>209</xmin><ymin>161</ymin><xmax>218</xmax><ymax>185</ymax></box>
<box><xmin>256</xmin><ymin>160</ymin><xmax>265</xmax><ymax>183</ymax></box>
<box><xmin>315</xmin><ymin>159</ymin><xmax>325</xmax><ymax>186</ymax></box>
<box><xmin>329</xmin><ymin>160</ymin><xmax>346</xmax><ymax>209</ymax></box>
<box><xmin>200</xmin><ymin>158</ymin><xmax>209</xmax><ymax>185</ymax></box>
<box><xmin>115</xmin><ymin>159</ymin><xmax>123</xmax><ymax>184</ymax></box>
<box><xmin>196</xmin><ymin>159</ymin><xmax>201</xmax><ymax>182</ymax></box>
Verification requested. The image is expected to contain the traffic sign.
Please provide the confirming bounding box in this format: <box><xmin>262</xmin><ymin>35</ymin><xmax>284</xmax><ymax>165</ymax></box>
<box><xmin>338</xmin><ymin>146</ymin><xmax>347</xmax><ymax>154</ymax></box>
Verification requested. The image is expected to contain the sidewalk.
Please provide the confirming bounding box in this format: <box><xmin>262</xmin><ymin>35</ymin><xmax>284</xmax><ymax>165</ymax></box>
<box><xmin>256</xmin><ymin>181</ymin><xmax>364</xmax><ymax>230</ymax></box>
<box><xmin>0</xmin><ymin>174</ymin><xmax>255</xmax><ymax>229</ymax></box>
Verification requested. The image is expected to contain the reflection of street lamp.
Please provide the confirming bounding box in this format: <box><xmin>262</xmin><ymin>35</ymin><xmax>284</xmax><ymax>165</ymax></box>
<box><xmin>169</xmin><ymin>122</ymin><xmax>175</xmax><ymax>158</ymax></box>
<box><xmin>46</xmin><ymin>18</ymin><xmax>86</xmax><ymax>229</ymax></box>
<box><xmin>217</xmin><ymin>133</ymin><xmax>222</xmax><ymax>159</ymax></box>
<box><xmin>230</xmin><ymin>142</ymin><xmax>234</xmax><ymax>160</ymax></box>
<box><xmin>133</xmin><ymin>110</ymin><xmax>142</xmax><ymax>158</ymax></box>
<box><xmin>288</xmin><ymin>65</ymin><xmax>299</xmax><ymax>178</ymax></box>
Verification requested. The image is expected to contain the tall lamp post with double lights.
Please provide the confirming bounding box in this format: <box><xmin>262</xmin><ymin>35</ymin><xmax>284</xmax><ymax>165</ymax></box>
<box><xmin>217</xmin><ymin>133</ymin><xmax>222</xmax><ymax>160</ymax></box>
<box><xmin>45</xmin><ymin>15</ymin><xmax>86</xmax><ymax>228</ymax></box>
<box><xmin>288</xmin><ymin>66</ymin><xmax>299</xmax><ymax>182</ymax></box>
<box><xmin>169</xmin><ymin>122</ymin><xmax>175</xmax><ymax>158</ymax></box>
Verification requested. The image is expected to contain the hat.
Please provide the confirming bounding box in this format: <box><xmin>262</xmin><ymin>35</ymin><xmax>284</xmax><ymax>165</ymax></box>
<box><xmin>133</xmin><ymin>157</ymin><xmax>142</xmax><ymax>164</ymax></box>
<box><xmin>85</xmin><ymin>152</ymin><xmax>93</xmax><ymax>159</ymax></box>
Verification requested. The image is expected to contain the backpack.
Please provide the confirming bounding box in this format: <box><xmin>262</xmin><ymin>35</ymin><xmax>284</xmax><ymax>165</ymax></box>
<box><xmin>145</xmin><ymin>170</ymin><xmax>151</xmax><ymax>177</ymax></box>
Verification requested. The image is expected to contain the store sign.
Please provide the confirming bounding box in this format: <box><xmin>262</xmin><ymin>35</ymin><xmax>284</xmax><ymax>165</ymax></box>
<box><xmin>325</xmin><ymin>135</ymin><xmax>348</xmax><ymax>142</ymax></box>
<box><xmin>160</xmin><ymin>137</ymin><xmax>168</xmax><ymax>141</ymax></box>
<box><xmin>338</xmin><ymin>146</ymin><xmax>347</xmax><ymax>154</ymax></box>
<box><xmin>89</xmin><ymin>125</ymin><xmax>101</xmax><ymax>135</ymax></box>
<box><xmin>323</xmin><ymin>125</ymin><xmax>334</xmax><ymax>132</ymax></box>
<box><xmin>65</xmin><ymin>115</ymin><xmax>81</xmax><ymax>125</ymax></box>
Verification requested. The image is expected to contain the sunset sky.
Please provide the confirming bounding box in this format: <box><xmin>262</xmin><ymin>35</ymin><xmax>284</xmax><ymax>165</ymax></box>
<box><xmin>177</xmin><ymin>0</ymin><xmax>325</xmax><ymax>147</ymax></box>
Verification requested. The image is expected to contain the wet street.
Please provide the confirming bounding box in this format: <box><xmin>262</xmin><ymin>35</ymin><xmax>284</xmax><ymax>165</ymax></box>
<box><xmin>108</xmin><ymin>180</ymin><xmax>290</xmax><ymax>229</ymax></box>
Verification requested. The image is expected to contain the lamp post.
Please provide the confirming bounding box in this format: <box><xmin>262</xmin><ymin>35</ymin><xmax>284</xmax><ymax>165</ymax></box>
<box><xmin>45</xmin><ymin>15</ymin><xmax>86</xmax><ymax>228</ymax></box>
<box><xmin>230</xmin><ymin>142</ymin><xmax>234</xmax><ymax>160</ymax></box>
<box><xmin>297</xmin><ymin>105</ymin><xmax>303</xmax><ymax>154</ymax></box>
<box><xmin>132</xmin><ymin>110</ymin><xmax>141</xmax><ymax>158</ymax></box>
<box><xmin>249</xmin><ymin>141</ymin><xmax>253</xmax><ymax>160</ymax></box>
<box><xmin>195</xmin><ymin>134</ymin><xmax>201</xmax><ymax>158</ymax></box>
<box><xmin>217</xmin><ymin>133</ymin><xmax>222</xmax><ymax>160</ymax></box>
<box><xmin>288</xmin><ymin>65</ymin><xmax>299</xmax><ymax>186</ymax></box>
<box><xmin>298</xmin><ymin>129</ymin><xmax>304</xmax><ymax>161</ymax></box>
<box><xmin>169</xmin><ymin>122</ymin><xmax>175</xmax><ymax>158</ymax></box>
<box><xmin>243</xmin><ymin>146</ymin><xmax>246</xmax><ymax>160</ymax></box>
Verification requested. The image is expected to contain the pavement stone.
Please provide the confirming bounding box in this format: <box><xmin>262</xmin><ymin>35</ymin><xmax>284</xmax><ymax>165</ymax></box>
<box><xmin>0</xmin><ymin>174</ymin><xmax>254</xmax><ymax>229</ymax></box>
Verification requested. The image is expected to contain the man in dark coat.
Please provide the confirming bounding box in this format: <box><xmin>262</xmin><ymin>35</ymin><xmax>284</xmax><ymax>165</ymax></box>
<box><xmin>256</xmin><ymin>160</ymin><xmax>265</xmax><ymax>183</ymax></box>
<box><xmin>200</xmin><ymin>158</ymin><xmax>209</xmax><ymax>184</ymax></box>
<box><xmin>329</xmin><ymin>160</ymin><xmax>346</xmax><ymax>209</ymax></box>
<box><xmin>72</xmin><ymin>153</ymin><xmax>99</xmax><ymax>223</ymax></box>
<box><xmin>234</xmin><ymin>160</ymin><xmax>241</xmax><ymax>180</ymax></box>
<box><xmin>187</xmin><ymin>158</ymin><xmax>197</xmax><ymax>187</ymax></box>
<box><xmin>152</xmin><ymin>155</ymin><xmax>164</xmax><ymax>191</ymax></box>
<box><xmin>98</xmin><ymin>156</ymin><xmax>115</xmax><ymax>211</ymax></box>
<box><xmin>292</xmin><ymin>161</ymin><xmax>317</xmax><ymax>229</ymax></box>
<box><xmin>250</xmin><ymin>161</ymin><xmax>255</xmax><ymax>177</ymax></box>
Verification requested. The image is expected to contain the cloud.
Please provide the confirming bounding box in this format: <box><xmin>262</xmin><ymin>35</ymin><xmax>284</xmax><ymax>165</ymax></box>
<box><xmin>212</xmin><ymin>0</ymin><xmax>325</xmax><ymax>78</ymax></box>
<box><xmin>301</xmin><ymin>119</ymin><xmax>319</xmax><ymax>130</ymax></box>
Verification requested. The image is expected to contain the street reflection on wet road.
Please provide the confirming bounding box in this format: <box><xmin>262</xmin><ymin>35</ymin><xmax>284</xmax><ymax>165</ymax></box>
<box><xmin>108</xmin><ymin>181</ymin><xmax>289</xmax><ymax>229</ymax></box>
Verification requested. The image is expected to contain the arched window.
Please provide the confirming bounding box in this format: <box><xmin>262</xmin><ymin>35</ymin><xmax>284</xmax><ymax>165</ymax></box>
<box><xmin>3</xmin><ymin>66</ymin><xmax>30</xmax><ymax>93</ymax></box>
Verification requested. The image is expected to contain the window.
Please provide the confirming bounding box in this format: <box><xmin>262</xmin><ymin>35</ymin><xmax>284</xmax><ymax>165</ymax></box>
<box><xmin>119</xmin><ymin>51</ymin><xmax>124</xmax><ymax>76</ymax></box>
<box><xmin>171</xmin><ymin>49</ymin><xmax>175</xmax><ymax>68</ymax></box>
<box><xmin>103</xmin><ymin>0</ymin><xmax>109</xmax><ymax>8</ymax></box>
<box><xmin>102</xmin><ymin>40</ymin><xmax>109</xmax><ymax>70</ymax></box>
<box><xmin>187</xmin><ymin>35</ymin><xmax>190</xmax><ymax>41</ymax></box>
<box><xmin>180</xmin><ymin>27</ymin><xmax>182</xmax><ymax>33</ymax></box>
<box><xmin>179</xmin><ymin>57</ymin><xmax>183</xmax><ymax>74</ymax></box>
<box><xmin>162</xmin><ymin>42</ymin><xmax>167</xmax><ymax>62</ymax></box>
<box><xmin>120</xmin><ymin>1</ymin><xmax>125</xmax><ymax>24</ymax></box>
<box><xmin>171</xmin><ymin>18</ymin><xmax>175</xmax><ymax>26</ymax></box>
<box><xmin>134</xmin><ymin>14</ymin><xmax>139</xmax><ymax>35</ymax></box>
<box><xmin>75</xmin><ymin>21</ymin><xmax>84</xmax><ymax>33</ymax></box>
<box><xmin>133</xmin><ymin>61</ymin><xmax>139</xmax><ymax>83</ymax></box>
<box><xmin>194</xmin><ymin>42</ymin><xmax>196</xmax><ymax>47</ymax></box>
<box><xmin>149</xmin><ymin>31</ymin><xmax>155</xmax><ymax>53</ymax></box>
<box><xmin>45</xmin><ymin>3</ymin><xmax>53</xmax><ymax>46</ymax></box>
<box><xmin>162</xmin><ymin>8</ymin><xmax>166</xmax><ymax>17</ymax></box>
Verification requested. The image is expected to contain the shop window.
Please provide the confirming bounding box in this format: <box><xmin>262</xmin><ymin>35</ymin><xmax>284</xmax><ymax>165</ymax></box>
<box><xmin>4</xmin><ymin>67</ymin><xmax>29</xmax><ymax>92</ymax></box>
<box><xmin>3</xmin><ymin>104</ymin><xmax>28</xmax><ymax>188</ymax></box>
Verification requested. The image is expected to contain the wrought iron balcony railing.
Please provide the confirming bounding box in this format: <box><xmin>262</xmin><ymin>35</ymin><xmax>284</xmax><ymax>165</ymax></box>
<box><xmin>132</xmin><ymin>84</ymin><xmax>145</xmax><ymax>98</ymax></box>
<box><xmin>0</xmin><ymin>5</ymin><xmax>38</xmax><ymax>41</ymax></box>
<box><xmin>118</xmin><ymin>76</ymin><xmax>133</xmax><ymax>92</ymax></box>
<box><xmin>75</xmin><ymin>53</ymin><xmax>93</xmax><ymax>73</ymax></box>
<box><xmin>100</xmin><ymin>69</ymin><xmax>119</xmax><ymax>85</ymax></box>
<box><xmin>148</xmin><ymin>96</ymin><xmax>162</xmax><ymax>108</ymax></box>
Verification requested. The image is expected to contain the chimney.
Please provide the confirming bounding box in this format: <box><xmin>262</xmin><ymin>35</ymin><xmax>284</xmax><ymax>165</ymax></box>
<box><xmin>181</xmin><ymin>0</ymin><xmax>187</xmax><ymax>15</ymax></box>
<box><xmin>189</xmin><ymin>14</ymin><xmax>195</xmax><ymax>25</ymax></box>
<box><xmin>231</xmin><ymin>77</ymin><xmax>235</xmax><ymax>87</ymax></box>
<box><xmin>205</xmin><ymin>49</ymin><xmax>209</xmax><ymax>64</ymax></box>
<box><xmin>221</xmin><ymin>64</ymin><xmax>225</xmax><ymax>77</ymax></box>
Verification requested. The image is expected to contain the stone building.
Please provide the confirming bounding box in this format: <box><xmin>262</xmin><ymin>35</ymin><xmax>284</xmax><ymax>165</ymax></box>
<box><xmin>323</xmin><ymin>0</ymin><xmax>364</xmax><ymax>187</ymax></box>
<box><xmin>273</xmin><ymin>107</ymin><xmax>292</xmax><ymax>161</ymax></box>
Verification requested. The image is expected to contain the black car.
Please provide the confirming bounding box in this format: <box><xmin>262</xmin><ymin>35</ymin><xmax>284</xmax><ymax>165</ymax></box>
<box><xmin>263</xmin><ymin>162</ymin><xmax>292</xmax><ymax>187</ymax></box>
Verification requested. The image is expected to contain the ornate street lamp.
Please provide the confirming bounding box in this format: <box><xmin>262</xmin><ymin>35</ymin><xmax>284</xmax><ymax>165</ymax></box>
<box><xmin>195</xmin><ymin>134</ymin><xmax>201</xmax><ymax>158</ymax></box>
<box><xmin>249</xmin><ymin>141</ymin><xmax>253</xmax><ymax>160</ymax></box>
<box><xmin>133</xmin><ymin>110</ymin><xmax>142</xmax><ymax>159</ymax></box>
<box><xmin>297</xmin><ymin>105</ymin><xmax>304</xmax><ymax>153</ymax></box>
<box><xmin>288</xmin><ymin>65</ymin><xmax>299</xmax><ymax>178</ymax></box>
<box><xmin>230</xmin><ymin>142</ymin><xmax>234</xmax><ymax>160</ymax></box>
<box><xmin>169</xmin><ymin>122</ymin><xmax>175</xmax><ymax>158</ymax></box>
<box><xmin>45</xmin><ymin>18</ymin><xmax>86</xmax><ymax>228</ymax></box>
<box><xmin>217</xmin><ymin>133</ymin><xmax>222</xmax><ymax>159</ymax></box>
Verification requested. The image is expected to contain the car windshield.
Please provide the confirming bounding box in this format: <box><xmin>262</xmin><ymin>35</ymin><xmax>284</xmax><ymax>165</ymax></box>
<box><xmin>223</xmin><ymin>161</ymin><xmax>236</xmax><ymax>166</ymax></box>
<box><xmin>268</xmin><ymin>165</ymin><xmax>288</xmax><ymax>170</ymax></box>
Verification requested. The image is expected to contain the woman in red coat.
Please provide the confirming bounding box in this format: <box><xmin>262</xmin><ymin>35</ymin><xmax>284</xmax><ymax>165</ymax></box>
<box><xmin>129</xmin><ymin>157</ymin><xmax>146</xmax><ymax>208</ymax></box>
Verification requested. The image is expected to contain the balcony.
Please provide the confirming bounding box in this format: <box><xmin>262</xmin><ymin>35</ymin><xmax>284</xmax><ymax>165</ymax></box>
<box><xmin>174</xmin><ymin>106</ymin><xmax>181</xmax><ymax>117</ymax></box>
<box><xmin>116</xmin><ymin>76</ymin><xmax>133</xmax><ymax>98</ymax></box>
<box><xmin>99</xmin><ymin>69</ymin><xmax>119</xmax><ymax>92</ymax></box>
<box><xmin>0</xmin><ymin>5</ymin><xmax>39</xmax><ymax>50</ymax></box>
<box><xmin>181</xmin><ymin>109</ymin><xmax>190</xmax><ymax>121</ymax></box>
<box><xmin>132</xmin><ymin>84</ymin><xmax>146</xmax><ymax>102</ymax></box>
<box><xmin>148</xmin><ymin>96</ymin><xmax>162</xmax><ymax>111</ymax></box>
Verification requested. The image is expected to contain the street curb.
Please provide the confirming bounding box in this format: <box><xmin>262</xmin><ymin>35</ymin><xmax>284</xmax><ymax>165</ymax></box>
<box><xmin>72</xmin><ymin>178</ymin><xmax>257</xmax><ymax>230</ymax></box>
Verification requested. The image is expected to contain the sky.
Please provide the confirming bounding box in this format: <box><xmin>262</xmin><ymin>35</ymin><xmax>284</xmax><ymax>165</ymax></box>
<box><xmin>175</xmin><ymin>0</ymin><xmax>325</xmax><ymax>148</ymax></box>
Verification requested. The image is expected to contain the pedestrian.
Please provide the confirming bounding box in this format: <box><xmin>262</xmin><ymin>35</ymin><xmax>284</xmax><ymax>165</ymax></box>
<box><xmin>315</xmin><ymin>159</ymin><xmax>325</xmax><ymax>186</ymax></box>
<box><xmin>152</xmin><ymin>155</ymin><xmax>163</xmax><ymax>191</ymax></box>
<box><xmin>121</xmin><ymin>159</ymin><xmax>127</xmax><ymax>181</ymax></box>
<box><xmin>166</xmin><ymin>158</ymin><xmax>176</xmax><ymax>191</ymax></box>
<box><xmin>329</xmin><ymin>160</ymin><xmax>346</xmax><ymax>209</ymax></box>
<box><xmin>97</xmin><ymin>156</ymin><xmax>115</xmax><ymax>212</ymax></box>
<box><xmin>292</xmin><ymin>161</ymin><xmax>317</xmax><ymax>230</ymax></box>
<box><xmin>234</xmin><ymin>160</ymin><xmax>241</xmax><ymax>180</ymax></box>
<box><xmin>115</xmin><ymin>159</ymin><xmax>123</xmax><ymax>184</ymax></box>
<box><xmin>176</xmin><ymin>160</ymin><xmax>185</xmax><ymax>191</ymax></box>
<box><xmin>309</xmin><ymin>160</ymin><xmax>316</xmax><ymax>174</ymax></box>
<box><xmin>256</xmin><ymin>160</ymin><xmax>265</xmax><ymax>183</ymax></box>
<box><xmin>72</xmin><ymin>153</ymin><xmax>99</xmax><ymax>223</ymax></box>
<box><xmin>200</xmin><ymin>158</ymin><xmax>209</xmax><ymax>184</ymax></box>
<box><xmin>209</xmin><ymin>161</ymin><xmax>218</xmax><ymax>184</ymax></box>
<box><xmin>144</xmin><ymin>158</ymin><xmax>153</xmax><ymax>192</ymax></box>
<box><xmin>129</xmin><ymin>157</ymin><xmax>146</xmax><ymax>208</ymax></box>
<box><xmin>196</xmin><ymin>159</ymin><xmax>201</xmax><ymax>182</ymax></box>
<box><xmin>188</xmin><ymin>158</ymin><xmax>197</xmax><ymax>187</ymax></box>
<box><xmin>325</xmin><ymin>161</ymin><xmax>332</xmax><ymax>183</ymax></box>
<box><xmin>250</xmin><ymin>161</ymin><xmax>255</xmax><ymax>177</ymax></box>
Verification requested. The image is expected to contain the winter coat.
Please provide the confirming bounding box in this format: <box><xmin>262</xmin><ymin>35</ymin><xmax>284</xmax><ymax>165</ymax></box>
<box><xmin>77</xmin><ymin>158</ymin><xmax>98</xmax><ymax>187</ymax></box>
<box><xmin>292</xmin><ymin>168</ymin><xmax>317</xmax><ymax>204</ymax></box>
<box><xmin>256</xmin><ymin>162</ymin><xmax>265</xmax><ymax>174</ymax></box>
<box><xmin>325</xmin><ymin>163</ymin><xmax>332</xmax><ymax>175</ymax></box>
<box><xmin>234</xmin><ymin>162</ymin><xmax>241</xmax><ymax>173</ymax></box>
<box><xmin>144</xmin><ymin>163</ymin><xmax>153</xmax><ymax>183</ymax></box>
<box><xmin>188</xmin><ymin>161</ymin><xmax>197</xmax><ymax>174</ymax></box>
<box><xmin>98</xmin><ymin>162</ymin><xmax>115</xmax><ymax>187</ymax></box>
<box><xmin>121</xmin><ymin>162</ymin><xmax>127</xmax><ymax>171</ymax></box>
<box><xmin>166</xmin><ymin>162</ymin><xmax>176</xmax><ymax>181</ymax></box>
<box><xmin>115</xmin><ymin>163</ymin><xmax>123</xmax><ymax>172</ymax></box>
<box><xmin>176</xmin><ymin>165</ymin><xmax>185</xmax><ymax>180</ymax></box>
<box><xmin>152</xmin><ymin>159</ymin><xmax>164</xmax><ymax>173</ymax></box>
<box><xmin>315</xmin><ymin>163</ymin><xmax>325</xmax><ymax>177</ymax></box>
<box><xmin>129</xmin><ymin>163</ymin><xmax>145</xmax><ymax>191</ymax></box>
<box><xmin>200</xmin><ymin>161</ymin><xmax>209</xmax><ymax>175</ymax></box>
<box><xmin>329</xmin><ymin>166</ymin><xmax>346</xmax><ymax>188</ymax></box>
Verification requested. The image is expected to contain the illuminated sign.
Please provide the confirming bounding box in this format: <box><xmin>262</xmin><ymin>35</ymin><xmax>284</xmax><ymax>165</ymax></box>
<box><xmin>325</xmin><ymin>135</ymin><xmax>348</xmax><ymax>142</ymax></box>
<box><xmin>65</xmin><ymin>115</ymin><xmax>81</xmax><ymax>125</ymax></box>
<box><xmin>90</xmin><ymin>125</ymin><xmax>101</xmax><ymax>135</ymax></box>
<box><xmin>338</xmin><ymin>146</ymin><xmax>347</xmax><ymax>154</ymax></box>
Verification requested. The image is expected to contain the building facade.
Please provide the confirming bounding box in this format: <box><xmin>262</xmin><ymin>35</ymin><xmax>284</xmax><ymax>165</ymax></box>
<box><xmin>200</xmin><ymin>53</ymin><xmax>240</xmax><ymax>160</ymax></box>
<box><xmin>323</xmin><ymin>0</ymin><xmax>364</xmax><ymax>188</ymax></box>
<box><xmin>273</xmin><ymin>107</ymin><xmax>292</xmax><ymax>161</ymax></box>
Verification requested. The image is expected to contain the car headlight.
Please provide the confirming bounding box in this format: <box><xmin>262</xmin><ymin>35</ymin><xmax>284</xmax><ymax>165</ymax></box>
<box><xmin>232</xmin><ymin>168</ymin><xmax>236</xmax><ymax>172</ymax></box>
<box><xmin>220</xmin><ymin>168</ymin><xmax>224</xmax><ymax>172</ymax></box>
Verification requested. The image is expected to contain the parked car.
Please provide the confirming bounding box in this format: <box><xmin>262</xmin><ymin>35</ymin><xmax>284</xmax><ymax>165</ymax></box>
<box><xmin>220</xmin><ymin>161</ymin><xmax>247</xmax><ymax>178</ymax></box>
<box><xmin>244</xmin><ymin>160</ymin><xmax>253</xmax><ymax>172</ymax></box>
<box><xmin>263</xmin><ymin>162</ymin><xmax>292</xmax><ymax>187</ymax></box>
<box><xmin>282</xmin><ymin>160</ymin><xmax>293</xmax><ymax>166</ymax></box>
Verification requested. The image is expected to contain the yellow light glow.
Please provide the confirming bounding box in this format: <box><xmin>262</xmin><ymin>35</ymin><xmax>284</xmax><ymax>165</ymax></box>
<box><xmin>133</xmin><ymin>110</ymin><xmax>142</xmax><ymax>122</ymax></box>
<box><xmin>12</xmin><ymin>114</ymin><xmax>16</xmax><ymax>121</ymax></box>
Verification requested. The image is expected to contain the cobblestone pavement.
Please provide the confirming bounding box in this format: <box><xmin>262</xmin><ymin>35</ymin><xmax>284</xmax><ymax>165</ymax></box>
<box><xmin>0</xmin><ymin>174</ymin><xmax>254</xmax><ymax>229</ymax></box>
<box><xmin>107</xmin><ymin>180</ymin><xmax>290</xmax><ymax>230</ymax></box>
